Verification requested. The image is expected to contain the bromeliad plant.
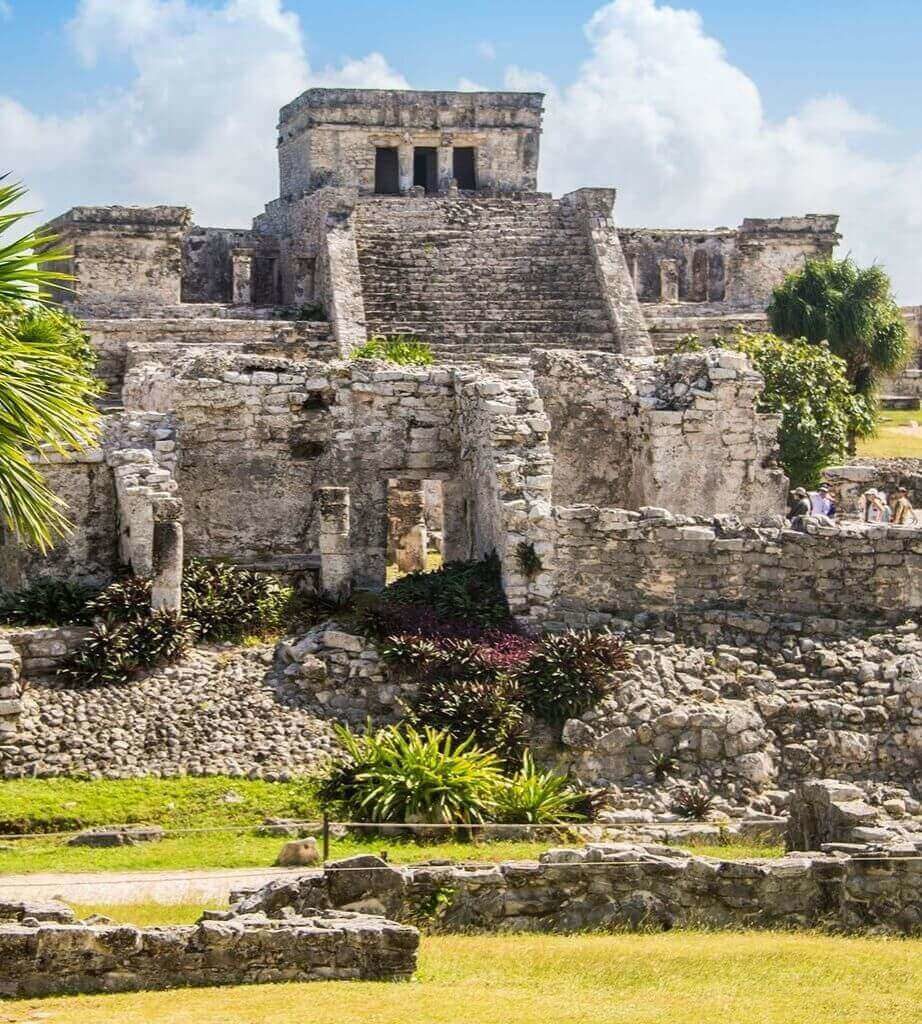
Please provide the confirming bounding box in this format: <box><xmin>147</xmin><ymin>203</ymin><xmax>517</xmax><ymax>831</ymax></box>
<box><xmin>318</xmin><ymin>724</ymin><xmax>586</xmax><ymax>826</ymax></box>
<box><xmin>318</xmin><ymin>723</ymin><xmax>504</xmax><ymax>825</ymax></box>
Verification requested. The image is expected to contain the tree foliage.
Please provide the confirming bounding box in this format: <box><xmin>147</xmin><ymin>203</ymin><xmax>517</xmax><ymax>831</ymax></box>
<box><xmin>767</xmin><ymin>257</ymin><xmax>910</xmax><ymax>397</ymax></box>
<box><xmin>0</xmin><ymin>177</ymin><xmax>101</xmax><ymax>550</ymax></box>
<box><xmin>735</xmin><ymin>332</ymin><xmax>873</xmax><ymax>488</ymax></box>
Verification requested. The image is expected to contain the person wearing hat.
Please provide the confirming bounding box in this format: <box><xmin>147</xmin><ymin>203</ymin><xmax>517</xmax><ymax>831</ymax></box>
<box><xmin>891</xmin><ymin>486</ymin><xmax>916</xmax><ymax>526</ymax></box>
<box><xmin>862</xmin><ymin>489</ymin><xmax>889</xmax><ymax>523</ymax></box>
<box><xmin>810</xmin><ymin>483</ymin><xmax>836</xmax><ymax>518</ymax></box>
<box><xmin>789</xmin><ymin>487</ymin><xmax>811</xmax><ymax>519</ymax></box>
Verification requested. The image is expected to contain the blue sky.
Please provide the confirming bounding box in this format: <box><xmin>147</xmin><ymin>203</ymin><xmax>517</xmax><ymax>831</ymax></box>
<box><xmin>2</xmin><ymin>0</ymin><xmax>921</xmax><ymax>299</ymax></box>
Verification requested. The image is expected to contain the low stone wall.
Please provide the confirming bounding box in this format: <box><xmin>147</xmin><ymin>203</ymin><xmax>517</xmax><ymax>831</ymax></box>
<box><xmin>786</xmin><ymin>779</ymin><xmax>922</xmax><ymax>852</ymax></box>
<box><xmin>549</xmin><ymin>507</ymin><xmax>922</xmax><ymax>627</ymax></box>
<box><xmin>0</xmin><ymin>908</ymin><xmax>419</xmax><ymax>998</ymax></box>
<box><xmin>234</xmin><ymin>845</ymin><xmax>922</xmax><ymax>936</ymax></box>
<box><xmin>825</xmin><ymin>461</ymin><xmax>922</xmax><ymax>515</ymax></box>
<box><xmin>0</xmin><ymin>641</ymin><xmax>21</xmax><ymax>750</ymax></box>
<box><xmin>1</xmin><ymin>626</ymin><xmax>90</xmax><ymax>680</ymax></box>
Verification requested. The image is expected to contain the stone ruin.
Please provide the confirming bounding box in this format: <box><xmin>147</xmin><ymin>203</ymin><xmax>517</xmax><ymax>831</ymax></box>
<box><xmin>0</xmin><ymin>899</ymin><xmax>418</xmax><ymax>998</ymax></box>
<box><xmin>0</xmin><ymin>87</ymin><xmax>919</xmax><ymax>833</ymax></box>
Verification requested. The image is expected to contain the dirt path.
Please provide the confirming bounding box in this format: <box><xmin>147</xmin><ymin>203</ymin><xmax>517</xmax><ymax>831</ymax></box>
<box><xmin>0</xmin><ymin>865</ymin><xmax>315</xmax><ymax>905</ymax></box>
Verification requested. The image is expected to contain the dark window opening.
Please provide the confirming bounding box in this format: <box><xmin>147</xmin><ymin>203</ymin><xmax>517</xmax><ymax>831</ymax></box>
<box><xmin>452</xmin><ymin>147</ymin><xmax>477</xmax><ymax>190</ymax></box>
<box><xmin>375</xmin><ymin>147</ymin><xmax>400</xmax><ymax>195</ymax></box>
<box><xmin>413</xmin><ymin>147</ymin><xmax>438</xmax><ymax>193</ymax></box>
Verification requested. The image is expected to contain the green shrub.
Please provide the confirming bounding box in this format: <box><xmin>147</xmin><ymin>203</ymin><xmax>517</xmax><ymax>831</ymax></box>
<box><xmin>87</xmin><ymin>575</ymin><xmax>151</xmax><ymax>621</ymax></box>
<box><xmin>734</xmin><ymin>331</ymin><xmax>874</xmax><ymax>487</ymax></box>
<box><xmin>318</xmin><ymin>723</ymin><xmax>504</xmax><ymax>825</ymax></box>
<box><xmin>90</xmin><ymin>561</ymin><xmax>291</xmax><ymax>642</ymax></box>
<box><xmin>351</xmin><ymin>333</ymin><xmax>435</xmax><ymax>366</ymax></box>
<box><xmin>407</xmin><ymin>674</ymin><xmax>526</xmax><ymax>764</ymax></box>
<box><xmin>58</xmin><ymin>613</ymin><xmax>197</xmax><ymax>688</ymax></box>
<box><xmin>514</xmin><ymin>541</ymin><xmax>543</xmax><ymax>578</ymax></box>
<box><xmin>0</xmin><ymin>578</ymin><xmax>97</xmax><ymax>626</ymax></box>
<box><xmin>180</xmin><ymin>560</ymin><xmax>290</xmax><ymax>641</ymax></box>
<box><xmin>518</xmin><ymin>630</ymin><xmax>630</xmax><ymax>726</ymax></box>
<box><xmin>274</xmin><ymin>301</ymin><xmax>325</xmax><ymax>322</ymax></box>
<box><xmin>672</xmin><ymin>783</ymin><xmax>714</xmax><ymax>820</ymax></box>
<box><xmin>380</xmin><ymin>554</ymin><xmax>511</xmax><ymax>629</ymax></box>
<box><xmin>493</xmin><ymin>752</ymin><xmax>584</xmax><ymax>824</ymax></box>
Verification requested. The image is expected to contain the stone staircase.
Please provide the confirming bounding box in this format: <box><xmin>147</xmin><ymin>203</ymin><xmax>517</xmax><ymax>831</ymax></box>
<box><xmin>355</xmin><ymin>195</ymin><xmax>618</xmax><ymax>361</ymax></box>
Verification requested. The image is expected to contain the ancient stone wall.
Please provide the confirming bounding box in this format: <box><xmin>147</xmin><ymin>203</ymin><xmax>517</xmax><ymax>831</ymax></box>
<box><xmin>181</xmin><ymin>226</ymin><xmax>261</xmax><ymax>303</ymax></box>
<box><xmin>41</xmin><ymin>206</ymin><xmax>191</xmax><ymax>309</ymax></box>
<box><xmin>0</xmin><ymin>640</ymin><xmax>21</xmax><ymax>751</ymax></box>
<box><xmin>620</xmin><ymin>216</ymin><xmax>840</xmax><ymax>311</ymax></box>
<box><xmin>825</xmin><ymin>461</ymin><xmax>922</xmax><ymax>515</ymax></box>
<box><xmin>123</xmin><ymin>354</ymin><xmax>461</xmax><ymax>584</ymax></box>
<box><xmin>0</xmin><ymin>910</ymin><xmax>419</xmax><ymax>998</ymax></box>
<box><xmin>277</xmin><ymin>88</ymin><xmax>543</xmax><ymax>196</ymax></box>
<box><xmin>533</xmin><ymin>349</ymin><xmax>787</xmax><ymax>515</ymax></box>
<box><xmin>87</xmin><ymin>317</ymin><xmax>337</xmax><ymax>394</ymax></box>
<box><xmin>236</xmin><ymin>846</ymin><xmax>922</xmax><ymax>936</ymax></box>
<box><xmin>548</xmin><ymin>508</ymin><xmax>922</xmax><ymax>627</ymax></box>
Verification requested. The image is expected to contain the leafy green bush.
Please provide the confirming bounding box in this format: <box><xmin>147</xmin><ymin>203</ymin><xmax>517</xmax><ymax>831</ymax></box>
<box><xmin>351</xmin><ymin>333</ymin><xmax>435</xmax><ymax>366</ymax></box>
<box><xmin>0</xmin><ymin>578</ymin><xmax>97</xmax><ymax>626</ymax></box>
<box><xmin>493</xmin><ymin>752</ymin><xmax>584</xmax><ymax>824</ymax></box>
<box><xmin>180</xmin><ymin>560</ymin><xmax>290</xmax><ymax>641</ymax></box>
<box><xmin>518</xmin><ymin>630</ymin><xmax>630</xmax><ymax>726</ymax></box>
<box><xmin>735</xmin><ymin>331</ymin><xmax>874</xmax><ymax>487</ymax></box>
<box><xmin>90</xmin><ymin>561</ymin><xmax>291</xmax><ymax>642</ymax></box>
<box><xmin>318</xmin><ymin>723</ymin><xmax>504</xmax><ymax>825</ymax></box>
<box><xmin>58</xmin><ymin>613</ymin><xmax>197</xmax><ymax>688</ymax></box>
<box><xmin>407</xmin><ymin>674</ymin><xmax>526</xmax><ymax>764</ymax></box>
<box><xmin>379</xmin><ymin>554</ymin><xmax>511</xmax><ymax>630</ymax></box>
<box><xmin>273</xmin><ymin>301</ymin><xmax>325</xmax><ymax>322</ymax></box>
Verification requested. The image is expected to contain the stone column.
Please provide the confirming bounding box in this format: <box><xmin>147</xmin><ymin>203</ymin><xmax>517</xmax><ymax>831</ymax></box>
<box><xmin>437</xmin><ymin>143</ymin><xmax>454</xmax><ymax>193</ymax></box>
<box><xmin>660</xmin><ymin>258</ymin><xmax>680</xmax><ymax>303</ymax></box>
<box><xmin>0</xmin><ymin>639</ymin><xmax>22</xmax><ymax>745</ymax></box>
<box><xmin>317</xmin><ymin>487</ymin><xmax>352</xmax><ymax>603</ymax></box>
<box><xmin>231</xmin><ymin>250</ymin><xmax>254</xmax><ymax>305</ymax></box>
<box><xmin>151</xmin><ymin>497</ymin><xmax>184</xmax><ymax>614</ymax></box>
<box><xmin>398</xmin><ymin>142</ymin><xmax>414</xmax><ymax>194</ymax></box>
<box><xmin>441</xmin><ymin>478</ymin><xmax>469</xmax><ymax>563</ymax></box>
<box><xmin>389</xmin><ymin>479</ymin><xmax>428</xmax><ymax>574</ymax></box>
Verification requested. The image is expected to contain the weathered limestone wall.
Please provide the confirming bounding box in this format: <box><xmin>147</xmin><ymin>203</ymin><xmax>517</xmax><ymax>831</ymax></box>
<box><xmin>181</xmin><ymin>226</ymin><xmax>260</xmax><ymax>303</ymax></box>
<box><xmin>277</xmin><ymin>88</ymin><xmax>543</xmax><ymax>196</ymax></box>
<box><xmin>0</xmin><ymin>626</ymin><xmax>90</xmax><ymax>681</ymax></box>
<box><xmin>86</xmin><ymin>317</ymin><xmax>337</xmax><ymax>394</ymax></box>
<box><xmin>236</xmin><ymin>846</ymin><xmax>922</xmax><ymax>936</ymax></box>
<box><xmin>0</xmin><ymin>451</ymin><xmax>118</xmax><ymax>589</ymax></box>
<box><xmin>549</xmin><ymin>508</ymin><xmax>922</xmax><ymax>627</ymax></box>
<box><xmin>0</xmin><ymin>640</ymin><xmax>21</xmax><ymax>749</ymax></box>
<box><xmin>0</xmin><ymin>910</ymin><xmax>419</xmax><ymax>998</ymax></box>
<box><xmin>256</xmin><ymin>187</ymin><xmax>366</xmax><ymax>353</ymax></box>
<box><xmin>533</xmin><ymin>349</ymin><xmax>787</xmax><ymax>516</ymax></box>
<box><xmin>124</xmin><ymin>354</ymin><xmax>462</xmax><ymax>583</ymax></box>
<box><xmin>825</xmin><ymin>461</ymin><xmax>922</xmax><ymax>515</ymax></box>
<box><xmin>456</xmin><ymin>371</ymin><xmax>556</xmax><ymax>624</ymax></box>
<box><xmin>42</xmin><ymin>206</ymin><xmax>192</xmax><ymax>309</ymax></box>
<box><xmin>620</xmin><ymin>216</ymin><xmax>840</xmax><ymax>310</ymax></box>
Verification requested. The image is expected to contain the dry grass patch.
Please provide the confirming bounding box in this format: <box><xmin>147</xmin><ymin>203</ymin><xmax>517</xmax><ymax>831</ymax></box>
<box><xmin>3</xmin><ymin>931</ymin><xmax>919</xmax><ymax>1024</ymax></box>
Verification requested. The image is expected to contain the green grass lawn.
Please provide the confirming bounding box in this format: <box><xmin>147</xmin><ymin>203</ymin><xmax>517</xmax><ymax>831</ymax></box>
<box><xmin>6</xmin><ymin>923</ymin><xmax>920</xmax><ymax>1024</ymax></box>
<box><xmin>0</xmin><ymin>830</ymin><xmax>783</xmax><ymax>876</ymax></box>
<box><xmin>0</xmin><ymin>777</ymin><xmax>782</xmax><ymax>875</ymax></box>
<box><xmin>858</xmin><ymin>408</ymin><xmax>922</xmax><ymax>458</ymax></box>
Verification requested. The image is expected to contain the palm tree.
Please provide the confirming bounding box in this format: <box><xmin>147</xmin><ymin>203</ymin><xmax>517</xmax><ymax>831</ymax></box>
<box><xmin>0</xmin><ymin>177</ymin><xmax>100</xmax><ymax>551</ymax></box>
<box><xmin>767</xmin><ymin>257</ymin><xmax>910</xmax><ymax>398</ymax></box>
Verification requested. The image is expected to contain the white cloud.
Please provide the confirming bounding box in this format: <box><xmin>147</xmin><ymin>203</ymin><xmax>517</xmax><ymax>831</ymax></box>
<box><xmin>477</xmin><ymin>40</ymin><xmax>496</xmax><ymax>61</ymax></box>
<box><xmin>4</xmin><ymin>0</ymin><xmax>921</xmax><ymax>302</ymax></box>
<box><xmin>1</xmin><ymin>0</ymin><xmax>407</xmax><ymax>228</ymax></box>
<box><xmin>0</xmin><ymin>1</ymin><xmax>13</xmax><ymax>21</ymax></box>
<box><xmin>523</xmin><ymin>0</ymin><xmax>922</xmax><ymax>301</ymax></box>
<box><xmin>457</xmin><ymin>78</ymin><xmax>490</xmax><ymax>92</ymax></box>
